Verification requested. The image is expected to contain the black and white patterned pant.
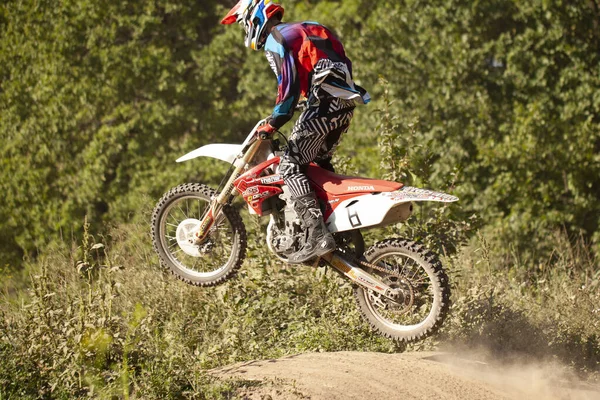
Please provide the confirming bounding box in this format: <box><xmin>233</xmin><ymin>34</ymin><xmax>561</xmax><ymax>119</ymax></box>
<box><xmin>280</xmin><ymin>97</ymin><xmax>355</xmax><ymax>198</ymax></box>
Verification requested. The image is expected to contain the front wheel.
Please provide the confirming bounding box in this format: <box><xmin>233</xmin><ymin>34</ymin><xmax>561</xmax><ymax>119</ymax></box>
<box><xmin>151</xmin><ymin>183</ymin><xmax>247</xmax><ymax>286</ymax></box>
<box><xmin>354</xmin><ymin>238</ymin><xmax>450</xmax><ymax>342</ymax></box>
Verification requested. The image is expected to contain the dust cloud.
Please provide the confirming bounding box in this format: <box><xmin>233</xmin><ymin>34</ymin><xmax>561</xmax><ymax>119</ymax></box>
<box><xmin>215</xmin><ymin>350</ymin><xmax>600</xmax><ymax>400</ymax></box>
<box><xmin>424</xmin><ymin>349</ymin><xmax>599</xmax><ymax>400</ymax></box>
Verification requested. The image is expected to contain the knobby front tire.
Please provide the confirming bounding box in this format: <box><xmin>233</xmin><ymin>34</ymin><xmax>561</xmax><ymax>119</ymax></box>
<box><xmin>354</xmin><ymin>238</ymin><xmax>450</xmax><ymax>342</ymax></box>
<box><xmin>151</xmin><ymin>183</ymin><xmax>247</xmax><ymax>286</ymax></box>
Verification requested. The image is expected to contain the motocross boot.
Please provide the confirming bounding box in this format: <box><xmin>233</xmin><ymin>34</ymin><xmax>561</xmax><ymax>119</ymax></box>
<box><xmin>288</xmin><ymin>193</ymin><xmax>336</xmax><ymax>264</ymax></box>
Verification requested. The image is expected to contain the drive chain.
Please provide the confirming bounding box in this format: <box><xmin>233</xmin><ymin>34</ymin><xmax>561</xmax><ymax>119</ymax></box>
<box><xmin>355</xmin><ymin>257</ymin><xmax>413</xmax><ymax>312</ymax></box>
<box><xmin>356</xmin><ymin>258</ymin><xmax>403</xmax><ymax>281</ymax></box>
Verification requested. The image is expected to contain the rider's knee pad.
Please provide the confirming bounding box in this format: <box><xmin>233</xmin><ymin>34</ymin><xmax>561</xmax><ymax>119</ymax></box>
<box><xmin>278</xmin><ymin>158</ymin><xmax>301</xmax><ymax>179</ymax></box>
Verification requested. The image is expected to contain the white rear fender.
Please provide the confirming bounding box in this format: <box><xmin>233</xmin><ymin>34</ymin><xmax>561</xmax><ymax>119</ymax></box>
<box><xmin>176</xmin><ymin>144</ymin><xmax>243</xmax><ymax>164</ymax></box>
<box><xmin>326</xmin><ymin>186</ymin><xmax>459</xmax><ymax>233</ymax></box>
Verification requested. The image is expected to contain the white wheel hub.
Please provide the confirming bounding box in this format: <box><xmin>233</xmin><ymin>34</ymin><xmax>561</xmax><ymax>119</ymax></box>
<box><xmin>176</xmin><ymin>218</ymin><xmax>202</xmax><ymax>257</ymax></box>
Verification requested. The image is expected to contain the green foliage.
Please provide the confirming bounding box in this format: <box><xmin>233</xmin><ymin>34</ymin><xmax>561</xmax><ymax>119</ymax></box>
<box><xmin>2</xmin><ymin>0</ymin><xmax>599</xmax><ymax>267</ymax></box>
<box><xmin>374</xmin><ymin>77</ymin><xmax>474</xmax><ymax>255</ymax></box>
<box><xmin>0</xmin><ymin>218</ymin><xmax>402</xmax><ymax>398</ymax></box>
<box><xmin>2</xmin><ymin>217</ymin><xmax>598</xmax><ymax>397</ymax></box>
<box><xmin>0</xmin><ymin>0</ymin><xmax>247</xmax><ymax>267</ymax></box>
<box><xmin>351</xmin><ymin>0</ymin><xmax>600</xmax><ymax>254</ymax></box>
<box><xmin>442</xmin><ymin>229</ymin><xmax>599</xmax><ymax>374</ymax></box>
<box><xmin>1</xmin><ymin>0</ymin><xmax>600</xmax><ymax>395</ymax></box>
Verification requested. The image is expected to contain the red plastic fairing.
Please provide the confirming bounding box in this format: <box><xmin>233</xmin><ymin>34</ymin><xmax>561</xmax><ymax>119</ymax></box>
<box><xmin>234</xmin><ymin>157</ymin><xmax>284</xmax><ymax>216</ymax></box>
<box><xmin>243</xmin><ymin>185</ymin><xmax>283</xmax><ymax>215</ymax></box>
<box><xmin>234</xmin><ymin>157</ymin><xmax>281</xmax><ymax>193</ymax></box>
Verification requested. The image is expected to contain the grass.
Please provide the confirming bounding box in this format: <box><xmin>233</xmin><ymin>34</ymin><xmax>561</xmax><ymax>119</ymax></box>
<box><xmin>441</xmin><ymin>229</ymin><xmax>600</xmax><ymax>376</ymax></box>
<box><xmin>0</xmin><ymin>212</ymin><xmax>598</xmax><ymax>398</ymax></box>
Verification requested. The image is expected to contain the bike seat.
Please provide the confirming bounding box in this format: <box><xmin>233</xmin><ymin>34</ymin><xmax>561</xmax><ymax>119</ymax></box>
<box><xmin>306</xmin><ymin>164</ymin><xmax>403</xmax><ymax>195</ymax></box>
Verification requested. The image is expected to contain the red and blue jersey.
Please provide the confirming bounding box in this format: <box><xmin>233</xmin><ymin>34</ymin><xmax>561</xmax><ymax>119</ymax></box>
<box><xmin>264</xmin><ymin>22</ymin><xmax>358</xmax><ymax>129</ymax></box>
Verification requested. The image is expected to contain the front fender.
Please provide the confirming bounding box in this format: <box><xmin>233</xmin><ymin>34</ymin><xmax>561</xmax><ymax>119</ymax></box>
<box><xmin>176</xmin><ymin>144</ymin><xmax>244</xmax><ymax>164</ymax></box>
<box><xmin>326</xmin><ymin>186</ymin><xmax>459</xmax><ymax>233</ymax></box>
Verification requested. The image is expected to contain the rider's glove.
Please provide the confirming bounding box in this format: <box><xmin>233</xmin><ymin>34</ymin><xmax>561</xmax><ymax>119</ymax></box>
<box><xmin>256</xmin><ymin>122</ymin><xmax>276</xmax><ymax>139</ymax></box>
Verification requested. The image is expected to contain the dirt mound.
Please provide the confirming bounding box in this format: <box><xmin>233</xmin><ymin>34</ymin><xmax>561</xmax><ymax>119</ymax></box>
<box><xmin>213</xmin><ymin>351</ymin><xmax>599</xmax><ymax>400</ymax></box>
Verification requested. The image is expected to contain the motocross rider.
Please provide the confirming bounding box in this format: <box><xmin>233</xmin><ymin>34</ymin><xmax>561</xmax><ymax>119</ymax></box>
<box><xmin>221</xmin><ymin>0</ymin><xmax>370</xmax><ymax>263</ymax></box>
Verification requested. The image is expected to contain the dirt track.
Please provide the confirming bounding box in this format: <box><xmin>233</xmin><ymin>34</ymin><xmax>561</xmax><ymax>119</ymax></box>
<box><xmin>213</xmin><ymin>351</ymin><xmax>600</xmax><ymax>400</ymax></box>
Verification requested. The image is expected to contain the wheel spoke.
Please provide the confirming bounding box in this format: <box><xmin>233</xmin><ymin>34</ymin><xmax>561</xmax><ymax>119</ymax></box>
<box><xmin>153</xmin><ymin>186</ymin><xmax>245</xmax><ymax>287</ymax></box>
<box><xmin>409</xmin><ymin>264</ymin><xmax>422</xmax><ymax>281</ymax></box>
<box><xmin>409</xmin><ymin>277</ymin><xmax>430</xmax><ymax>286</ymax></box>
<box><xmin>169</xmin><ymin>213</ymin><xmax>180</xmax><ymax>225</ymax></box>
<box><xmin>356</xmin><ymin>241</ymin><xmax>449</xmax><ymax>341</ymax></box>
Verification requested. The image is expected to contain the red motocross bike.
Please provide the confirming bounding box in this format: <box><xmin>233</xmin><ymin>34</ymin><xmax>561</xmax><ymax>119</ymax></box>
<box><xmin>151</xmin><ymin>119</ymin><xmax>459</xmax><ymax>342</ymax></box>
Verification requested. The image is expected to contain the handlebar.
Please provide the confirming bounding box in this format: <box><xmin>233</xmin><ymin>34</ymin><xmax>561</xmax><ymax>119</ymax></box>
<box><xmin>241</xmin><ymin>118</ymin><xmax>268</xmax><ymax>147</ymax></box>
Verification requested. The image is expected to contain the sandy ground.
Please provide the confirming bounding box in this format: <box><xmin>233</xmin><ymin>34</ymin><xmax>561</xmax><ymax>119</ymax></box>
<box><xmin>213</xmin><ymin>351</ymin><xmax>600</xmax><ymax>400</ymax></box>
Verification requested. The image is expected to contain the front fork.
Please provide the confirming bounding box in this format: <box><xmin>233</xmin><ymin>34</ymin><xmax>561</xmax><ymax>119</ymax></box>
<box><xmin>192</xmin><ymin>139</ymin><xmax>264</xmax><ymax>245</ymax></box>
<box><xmin>321</xmin><ymin>251</ymin><xmax>402</xmax><ymax>301</ymax></box>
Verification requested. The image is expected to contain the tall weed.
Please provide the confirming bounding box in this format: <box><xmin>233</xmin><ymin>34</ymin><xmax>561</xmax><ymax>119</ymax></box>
<box><xmin>0</xmin><ymin>216</ymin><xmax>399</xmax><ymax>398</ymax></box>
<box><xmin>443</xmin><ymin>229</ymin><xmax>599</xmax><ymax>377</ymax></box>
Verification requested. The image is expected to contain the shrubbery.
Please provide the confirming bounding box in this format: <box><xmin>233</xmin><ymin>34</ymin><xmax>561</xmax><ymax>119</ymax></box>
<box><xmin>1</xmin><ymin>214</ymin><xmax>598</xmax><ymax>398</ymax></box>
<box><xmin>0</xmin><ymin>217</ymin><xmax>398</xmax><ymax>398</ymax></box>
<box><xmin>1</xmin><ymin>0</ymin><xmax>599</xmax><ymax>397</ymax></box>
<box><xmin>1</xmin><ymin>0</ymin><xmax>599</xmax><ymax>267</ymax></box>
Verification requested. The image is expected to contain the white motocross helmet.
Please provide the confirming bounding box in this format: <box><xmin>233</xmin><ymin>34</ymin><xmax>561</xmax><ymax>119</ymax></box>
<box><xmin>221</xmin><ymin>0</ymin><xmax>285</xmax><ymax>50</ymax></box>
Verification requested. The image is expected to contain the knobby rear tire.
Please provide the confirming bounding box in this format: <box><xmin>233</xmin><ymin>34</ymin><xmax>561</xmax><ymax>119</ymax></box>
<box><xmin>151</xmin><ymin>183</ymin><xmax>247</xmax><ymax>287</ymax></box>
<box><xmin>353</xmin><ymin>238</ymin><xmax>450</xmax><ymax>342</ymax></box>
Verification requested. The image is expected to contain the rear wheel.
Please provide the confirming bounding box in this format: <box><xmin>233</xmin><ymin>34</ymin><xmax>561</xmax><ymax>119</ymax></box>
<box><xmin>354</xmin><ymin>238</ymin><xmax>450</xmax><ymax>342</ymax></box>
<box><xmin>151</xmin><ymin>183</ymin><xmax>246</xmax><ymax>286</ymax></box>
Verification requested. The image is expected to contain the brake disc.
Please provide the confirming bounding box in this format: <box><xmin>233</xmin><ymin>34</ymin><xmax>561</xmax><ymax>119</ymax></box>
<box><xmin>358</xmin><ymin>258</ymin><xmax>415</xmax><ymax>314</ymax></box>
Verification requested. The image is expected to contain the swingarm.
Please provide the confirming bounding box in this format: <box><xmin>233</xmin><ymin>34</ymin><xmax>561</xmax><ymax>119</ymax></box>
<box><xmin>321</xmin><ymin>251</ymin><xmax>405</xmax><ymax>303</ymax></box>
